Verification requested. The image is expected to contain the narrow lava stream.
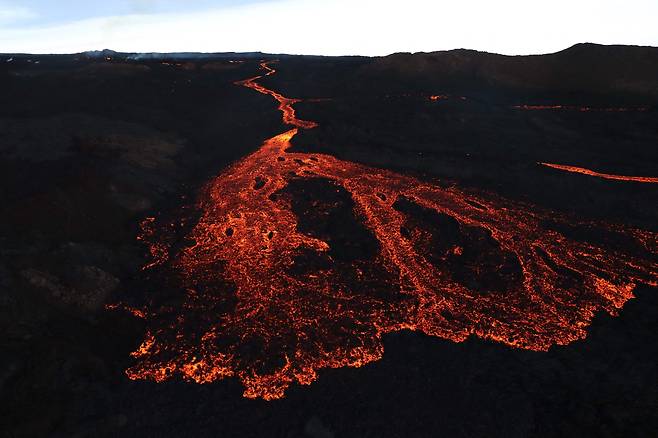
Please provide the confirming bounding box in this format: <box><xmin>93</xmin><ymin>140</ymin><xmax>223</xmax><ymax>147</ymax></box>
<box><xmin>540</xmin><ymin>162</ymin><xmax>658</xmax><ymax>184</ymax></box>
<box><xmin>126</xmin><ymin>62</ymin><xmax>658</xmax><ymax>400</ymax></box>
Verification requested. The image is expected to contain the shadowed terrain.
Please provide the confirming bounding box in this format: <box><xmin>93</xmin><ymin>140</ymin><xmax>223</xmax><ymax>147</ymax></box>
<box><xmin>1</xmin><ymin>44</ymin><xmax>657</xmax><ymax>437</ymax></box>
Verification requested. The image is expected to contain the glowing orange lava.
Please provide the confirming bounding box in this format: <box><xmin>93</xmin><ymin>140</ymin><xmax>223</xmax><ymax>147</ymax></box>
<box><xmin>126</xmin><ymin>62</ymin><xmax>658</xmax><ymax>400</ymax></box>
<box><xmin>541</xmin><ymin>163</ymin><xmax>658</xmax><ymax>184</ymax></box>
<box><xmin>513</xmin><ymin>104</ymin><xmax>649</xmax><ymax>112</ymax></box>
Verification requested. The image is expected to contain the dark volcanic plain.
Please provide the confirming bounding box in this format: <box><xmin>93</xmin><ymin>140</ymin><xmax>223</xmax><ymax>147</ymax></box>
<box><xmin>1</xmin><ymin>44</ymin><xmax>658</xmax><ymax>437</ymax></box>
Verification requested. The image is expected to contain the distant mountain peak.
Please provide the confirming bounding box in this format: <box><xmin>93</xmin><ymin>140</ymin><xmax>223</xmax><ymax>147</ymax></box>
<box><xmin>83</xmin><ymin>49</ymin><xmax>119</xmax><ymax>58</ymax></box>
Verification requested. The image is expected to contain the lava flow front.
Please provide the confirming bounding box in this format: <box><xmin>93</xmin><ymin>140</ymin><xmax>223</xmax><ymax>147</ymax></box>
<box><xmin>125</xmin><ymin>62</ymin><xmax>658</xmax><ymax>400</ymax></box>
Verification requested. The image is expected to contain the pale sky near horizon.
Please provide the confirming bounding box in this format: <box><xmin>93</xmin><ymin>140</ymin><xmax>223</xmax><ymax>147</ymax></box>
<box><xmin>0</xmin><ymin>0</ymin><xmax>657</xmax><ymax>56</ymax></box>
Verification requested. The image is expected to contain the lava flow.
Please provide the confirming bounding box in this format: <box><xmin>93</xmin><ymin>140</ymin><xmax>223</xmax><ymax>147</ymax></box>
<box><xmin>126</xmin><ymin>62</ymin><xmax>658</xmax><ymax>400</ymax></box>
<box><xmin>540</xmin><ymin>162</ymin><xmax>658</xmax><ymax>184</ymax></box>
<box><xmin>513</xmin><ymin>104</ymin><xmax>649</xmax><ymax>112</ymax></box>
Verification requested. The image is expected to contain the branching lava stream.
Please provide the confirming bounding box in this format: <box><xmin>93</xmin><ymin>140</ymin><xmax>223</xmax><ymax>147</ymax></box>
<box><xmin>126</xmin><ymin>62</ymin><xmax>658</xmax><ymax>400</ymax></box>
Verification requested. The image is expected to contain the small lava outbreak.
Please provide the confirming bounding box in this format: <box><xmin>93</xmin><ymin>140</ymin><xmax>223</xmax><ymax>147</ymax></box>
<box><xmin>540</xmin><ymin>162</ymin><xmax>658</xmax><ymax>184</ymax></box>
<box><xmin>124</xmin><ymin>62</ymin><xmax>658</xmax><ymax>400</ymax></box>
<box><xmin>512</xmin><ymin>104</ymin><xmax>649</xmax><ymax>112</ymax></box>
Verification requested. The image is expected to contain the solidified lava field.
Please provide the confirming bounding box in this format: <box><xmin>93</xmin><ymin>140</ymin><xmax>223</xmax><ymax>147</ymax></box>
<box><xmin>125</xmin><ymin>63</ymin><xmax>658</xmax><ymax>400</ymax></box>
<box><xmin>2</xmin><ymin>45</ymin><xmax>658</xmax><ymax>437</ymax></box>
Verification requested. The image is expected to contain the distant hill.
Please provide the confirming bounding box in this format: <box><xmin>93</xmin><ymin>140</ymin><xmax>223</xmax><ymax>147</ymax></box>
<box><xmin>82</xmin><ymin>49</ymin><xmax>278</xmax><ymax>61</ymax></box>
<box><xmin>363</xmin><ymin>44</ymin><xmax>658</xmax><ymax>102</ymax></box>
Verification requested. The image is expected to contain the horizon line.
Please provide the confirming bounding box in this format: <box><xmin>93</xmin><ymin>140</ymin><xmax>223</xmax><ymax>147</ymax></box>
<box><xmin>2</xmin><ymin>42</ymin><xmax>658</xmax><ymax>59</ymax></box>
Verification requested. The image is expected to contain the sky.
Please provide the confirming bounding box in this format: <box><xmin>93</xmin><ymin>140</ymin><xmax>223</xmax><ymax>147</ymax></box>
<box><xmin>0</xmin><ymin>0</ymin><xmax>657</xmax><ymax>56</ymax></box>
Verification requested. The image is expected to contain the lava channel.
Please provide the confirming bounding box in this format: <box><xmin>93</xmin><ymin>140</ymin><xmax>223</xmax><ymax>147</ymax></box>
<box><xmin>124</xmin><ymin>62</ymin><xmax>658</xmax><ymax>400</ymax></box>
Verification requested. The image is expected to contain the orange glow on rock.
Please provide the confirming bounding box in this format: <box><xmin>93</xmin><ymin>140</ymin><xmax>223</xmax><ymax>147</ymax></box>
<box><xmin>125</xmin><ymin>62</ymin><xmax>658</xmax><ymax>401</ymax></box>
<box><xmin>541</xmin><ymin>163</ymin><xmax>658</xmax><ymax>184</ymax></box>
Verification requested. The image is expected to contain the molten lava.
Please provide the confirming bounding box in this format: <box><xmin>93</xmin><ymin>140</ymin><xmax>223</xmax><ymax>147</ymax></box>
<box><xmin>540</xmin><ymin>163</ymin><xmax>658</xmax><ymax>184</ymax></box>
<box><xmin>513</xmin><ymin>104</ymin><xmax>649</xmax><ymax>112</ymax></box>
<box><xmin>125</xmin><ymin>62</ymin><xmax>658</xmax><ymax>400</ymax></box>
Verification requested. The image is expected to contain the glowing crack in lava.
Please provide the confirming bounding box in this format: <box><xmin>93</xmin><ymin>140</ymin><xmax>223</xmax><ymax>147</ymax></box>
<box><xmin>540</xmin><ymin>162</ymin><xmax>658</xmax><ymax>184</ymax></box>
<box><xmin>126</xmin><ymin>62</ymin><xmax>658</xmax><ymax>400</ymax></box>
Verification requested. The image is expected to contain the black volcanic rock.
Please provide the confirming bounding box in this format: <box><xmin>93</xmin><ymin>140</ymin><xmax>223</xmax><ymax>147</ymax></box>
<box><xmin>1</xmin><ymin>46</ymin><xmax>657</xmax><ymax>437</ymax></box>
